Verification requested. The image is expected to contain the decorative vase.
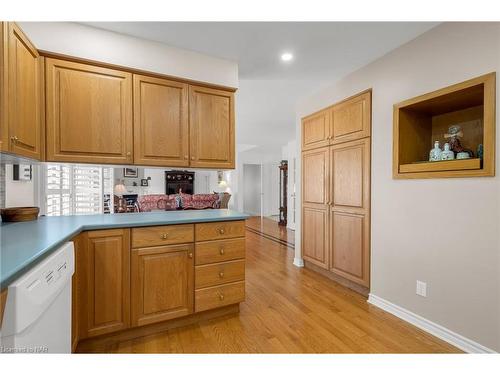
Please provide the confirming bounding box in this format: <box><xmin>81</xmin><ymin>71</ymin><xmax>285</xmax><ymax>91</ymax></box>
<box><xmin>457</xmin><ymin>152</ymin><xmax>470</xmax><ymax>159</ymax></box>
<box><xmin>429</xmin><ymin>141</ymin><xmax>442</xmax><ymax>161</ymax></box>
<box><xmin>441</xmin><ymin>143</ymin><xmax>455</xmax><ymax>160</ymax></box>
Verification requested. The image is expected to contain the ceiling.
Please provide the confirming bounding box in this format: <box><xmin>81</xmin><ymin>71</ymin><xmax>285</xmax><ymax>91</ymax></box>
<box><xmin>83</xmin><ymin>22</ymin><xmax>438</xmax><ymax>154</ymax></box>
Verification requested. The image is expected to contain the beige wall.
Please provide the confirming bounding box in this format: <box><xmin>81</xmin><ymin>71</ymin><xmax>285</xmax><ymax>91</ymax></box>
<box><xmin>295</xmin><ymin>22</ymin><xmax>500</xmax><ymax>351</ymax></box>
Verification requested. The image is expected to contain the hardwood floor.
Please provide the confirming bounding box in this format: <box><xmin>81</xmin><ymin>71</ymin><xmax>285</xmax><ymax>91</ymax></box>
<box><xmin>77</xmin><ymin>229</ymin><xmax>460</xmax><ymax>353</ymax></box>
<box><xmin>245</xmin><ymin>216</ymin><xmax>295</xmax><ymax>248</ymax></box>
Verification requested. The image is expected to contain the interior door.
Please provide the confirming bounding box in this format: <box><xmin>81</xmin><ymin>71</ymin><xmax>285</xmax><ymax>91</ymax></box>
<box><xmin>131</xmin><ymin>244</ymin><xmax>194</xmax><ymax>327</ymax></box>
<box><xmin>329</xmin><ymin>138</ymin><xmax>370</xmax><ymax>287</ymax></box>
<box><xmin>301</xmin><ymin>146</ymin><xmax>330</xmax><ymax>269</ymax></box>
<box><xmin>6</xmin><ymin>23</ymin><xmax>42</xmax><ymax>159</ymax></box>
<box><xmin>133</xmin><ymin>74</ymin><xmax>189</xmax><ymax>167</ymax></box>
<box><xmin>189</xmin><ymin>85</ymin><xmax>235</xmax><ymax>169</ymax></box>
<box><xmin>45</xmin><ymin>58</ymin><xmax>133</xmax><ymax>164</ymax></box>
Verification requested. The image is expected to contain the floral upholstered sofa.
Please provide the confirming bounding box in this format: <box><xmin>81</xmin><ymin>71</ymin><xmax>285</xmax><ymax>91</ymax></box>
<box><xmin>135</xmin><ymin>193</ymin><xmax>230</xmax><ymax>212</ymax></box>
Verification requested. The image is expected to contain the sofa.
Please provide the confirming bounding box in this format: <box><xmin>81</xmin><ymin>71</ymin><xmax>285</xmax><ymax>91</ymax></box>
<box><xmin>135</xmin><ymin>192</ymin><xmax>231</xmax><ymax>212</ymax></box>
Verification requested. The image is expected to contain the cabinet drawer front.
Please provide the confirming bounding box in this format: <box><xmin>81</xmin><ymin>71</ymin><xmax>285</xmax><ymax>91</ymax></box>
<box><xmin>195</xmin><ymin>260</ymin><xmax>245</xmax><ymax>289</ymax></box>
<box><xmin>195</xmin><ymin>281</ymin><xmax>245</xmax><ymax>312</ymax></box>
<box><xmin>195</xmin><ymin>238</ymin><xmax>245</xmax><ymax>265</ymax></box>
<box><xmin>195</xmin><ymin>221</ymin><xmax>245</xmax><ymax>241</ymax></box>
<box><xmin>132</xmin><ymin>224</ymin><xmax>194</xmax><ymax>248</ymax></box>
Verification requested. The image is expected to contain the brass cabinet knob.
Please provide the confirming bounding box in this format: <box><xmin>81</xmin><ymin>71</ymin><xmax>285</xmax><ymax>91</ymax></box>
<box><xmin>184</xmin><ymin>155</ymin><xmax>188</xmax><ymax>160</ymax></box>
<box><xmin>218</xmin><ymin>228</ymin><xmax>225</xmax><ymax>235</ymax></box>
<box><xmin>219</xmin><ymin>271</ymin><xmax>224</xmax><ymax>278</ymax></box>
<box><xmin>191</xmin><ymin>156</ymin><xmax>195</xmax><ymax>160</ymax></box>
<box><xmin>188</xmin><ymin>253</ymin><xmax>193</xmax><ymax>259</ymax></box>
<box><xmin>219</xmin><ymin>248</ymin><xmax>225</xmax><ymax>255</ymax></box>
<box><xmin>126</xmin><ymin>151</ymin><xmax>131</xmax><ymax>156</ymax></box>
<box><xmin>161</xmin><ymin>233</ymin><xmax>168</xmax><ymax>239</ymax></box>
<box><xmin>218</xmin><ymin>293</ymin><xmax>224</xmax><ymax>301</ymax></box>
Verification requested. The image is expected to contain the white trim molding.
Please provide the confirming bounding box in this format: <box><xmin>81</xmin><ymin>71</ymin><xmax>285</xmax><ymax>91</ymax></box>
<box><xmin>368</xmin><ymin>294</ymin><xmax>496</xmax><ymax>354</ymax></box>
<box><xmin>293</xmin><ymin>257</ymin><xmax>304</xmax><ymax>267</ymax></box>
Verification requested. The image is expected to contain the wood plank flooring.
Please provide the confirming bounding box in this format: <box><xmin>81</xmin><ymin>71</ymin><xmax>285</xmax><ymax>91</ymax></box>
<box><xmin>78</xmin><ymin>229</ymin><xmax>460</xmax><ymax>353</ymax></box>
<box><xmin>245</xmin><ymin>216</ymin><xmax>295</xmax><ymax>248</ymax></box>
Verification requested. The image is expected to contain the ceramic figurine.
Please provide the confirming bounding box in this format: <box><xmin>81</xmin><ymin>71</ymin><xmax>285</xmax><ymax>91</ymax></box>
<box><xmin>429</xmin><ymin>141</ymin><xmax>442</xmax><ymax>161</ymax></box>
<box><xmin>457</xmin><ymin>152</ymin><xmax>470</xmax><ymax>159</ymax></box>
<box><xmin>441</xmin><ymin>142</ymin><xmax>455</xmax><ymax>160</ymax></box>
<box><xmin>444</xmin><ymin>124</ymin><xmax>474</xmax><ymax>157</ymax></box>
<box><xmin>477</xmin><ymin>144</ymin><xmax>484</xmax><ymax>160</ymax></box>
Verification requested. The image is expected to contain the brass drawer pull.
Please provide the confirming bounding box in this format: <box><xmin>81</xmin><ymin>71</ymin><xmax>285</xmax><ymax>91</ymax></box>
<box><xmin>218</xmin><ymin>228</ymin><xmax>225</xmax><ymax>235</ymax></box>
<box><xmin>217</xmin><ymin>292</ymin><xmax>224</xmax><ymax>301</ymax></box>
<box><xmin>219</xmin><ymin>271</ymin><xmax>224</xmax><ymax>278</ymax></box>
<box><xmin>161</xmin><ymin>233</ymin><xmax>168</xmax><ymax>239</ymax></box>
<box><xmin>188</xmin><ymin>252</ymin><xmax>193</xmax><ymax>259</ymax></box>
<box><xmin>219</xmin><ymin>248</ymin><xmax>225</xmax><ymax>255</ymax></box>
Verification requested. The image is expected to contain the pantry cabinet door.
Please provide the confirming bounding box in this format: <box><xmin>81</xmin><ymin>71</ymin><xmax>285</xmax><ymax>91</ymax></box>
<box><xmin>189</xmin><ymin>85</ymin><xmax>235</xmax><ymax>169</ymax></box>
<box><xmin>302</xmin><ymin>110</ymin><xmax>330</xmax><ymax>151</ymax></box>
<box><xmin>45</xmin><ymin>58</ymin><xmax>133</xmax><ymax>164</ymax></box>
<box><xmin>329</xmin><ymin>138</ymin><xmax>370</xmax><ymax>287</ymax></box>
<box><xmin>133</xmin><ymin>75</ymin><xmax>189</xmax><ymax>167</ymax></box>
<box><xmin>131</xmin><ymin>244</ymin><xmax>194</xmax><ymax>327</ymax></box>
<box><xmin>4</xmin><ymin>23</ymin><xmax>43</xmax><ymax>159</ymax></box>
<box><xmin>331</xmin><ymin>91</ymin><xmax>371</xmax><ymax>144</ymax></box>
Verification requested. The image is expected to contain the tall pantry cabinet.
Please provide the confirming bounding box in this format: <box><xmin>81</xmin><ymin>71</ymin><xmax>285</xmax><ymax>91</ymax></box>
<box><xmin>301</xmin><ymin>90</ymin><xmax>371</xmax><ymax>294</ymax></box>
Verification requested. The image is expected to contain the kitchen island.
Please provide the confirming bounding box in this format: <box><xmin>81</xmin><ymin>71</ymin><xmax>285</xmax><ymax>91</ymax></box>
<box><xmin>0</xmin><ymin>209</ymin><xmax>248</xmax><ymax>352</ymax></box>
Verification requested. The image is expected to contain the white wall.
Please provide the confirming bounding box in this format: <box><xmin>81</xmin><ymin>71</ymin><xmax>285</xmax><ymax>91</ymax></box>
<box><xmin>18</xmin><ymin>22</ymin><xmax>238</xmax><ymax>88</ymax></box>
<box><xmin>295</xmin><ymin>23</ymin><xmax>500</xmax><ymax>351</ymax></box>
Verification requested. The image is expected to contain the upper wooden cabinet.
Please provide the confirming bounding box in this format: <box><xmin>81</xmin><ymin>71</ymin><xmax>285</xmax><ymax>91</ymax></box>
<box><xmin>45</xmin><ymin>58</ymin><xmax>133</xmax><ymax>164</ymax></box>
<box><xmin>189</xmin><ymin>85</ymin><xmax>235</xmax><ymax>169</ymax></box>
<box><xmin>302</xmin><ymin>109</ymin><xmax>331</xmax><ymax>151</ymax></box>
<box><xmin>331</xmin><ymin>91</ymin><xmax>371</xmax><ymax>144</ymax></box>
<box><xmin>0</xmin><ymin>22</ymin><xmax>43</xmax><ymax>159</ymax></box>
<box><xmin>133</xmin><ymin>74</ymin><xmax>189</xmax><ymax>167</ymax></box>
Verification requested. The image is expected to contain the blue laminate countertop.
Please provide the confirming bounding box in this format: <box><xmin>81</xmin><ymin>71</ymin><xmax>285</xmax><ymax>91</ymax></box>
<box><xmin>0</xmin><ymin>209</ymin><xmax>248</xmax><ymax>288</ymax></box>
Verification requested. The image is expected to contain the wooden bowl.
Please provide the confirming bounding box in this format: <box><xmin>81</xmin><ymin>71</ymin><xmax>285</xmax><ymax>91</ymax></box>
<box><xmin>1</xmin><ymin>206</ymin><xmax>39</xmax><ymax>222</ymax></box>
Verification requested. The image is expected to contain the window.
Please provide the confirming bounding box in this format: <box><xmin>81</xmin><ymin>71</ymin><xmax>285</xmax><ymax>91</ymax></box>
<box><xmin>43</xmin><ymin>164</ymin><xmax>114</xmax><ymax>216</ymax></box>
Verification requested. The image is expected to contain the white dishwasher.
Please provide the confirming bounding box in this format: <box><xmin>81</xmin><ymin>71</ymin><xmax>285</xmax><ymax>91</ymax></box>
<box><xmin>1</xmin><ymin>241</ymin><xmax>74</xmax><ymax>353</ymax></box>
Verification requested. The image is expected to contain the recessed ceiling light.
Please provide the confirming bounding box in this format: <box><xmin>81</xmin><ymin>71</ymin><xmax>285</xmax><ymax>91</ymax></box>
<box><xmin>281</xmin><ymin>52</ymin><xmax>293</xmax><ymax>62</ymax></box>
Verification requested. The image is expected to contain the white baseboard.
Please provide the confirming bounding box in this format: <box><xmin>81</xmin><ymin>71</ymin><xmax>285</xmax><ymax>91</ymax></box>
<box><xmin>293</xmin><ymin>257</ymin><xmax>304</xmax><ymax>267</ymax></box>
<box><xmin>368</xmin><ymin>294</ymin><xmax>496</xmax><ymax>354</ymax></box>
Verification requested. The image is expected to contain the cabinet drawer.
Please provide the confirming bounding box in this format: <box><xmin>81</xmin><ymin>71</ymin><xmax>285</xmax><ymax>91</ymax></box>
<box><xmin>195</xmin><ymin>238</ymin><xmax>245</xmax><ymax>265</ymax></box>
<box><xmin>195</xmin><ymin>281</ymin><xmax>245</xmax><ymax>312</ymax></box>
<box><xmin>195</xmin><ymin>220</ymin><xmax>245</xmax><ymax>241</ymax></box>
<box><xmin>132</xmin><ymin>224</ymin><xmax>194</xmax><ymax>248</ymax></box>
<box><xmin>195</xmin><ymin>260</ymin><xmax>245</xmax><ymax>289</ymax></box>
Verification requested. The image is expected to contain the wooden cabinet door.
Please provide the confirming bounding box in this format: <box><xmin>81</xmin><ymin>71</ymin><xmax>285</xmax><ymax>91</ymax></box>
<box><xmin>189</xmin><ymin>85</ymin><xmax>235</xmax><ymax>169</ymax></box>
<box><xmin>302</xmin><ymin>147</ymin><xmax>330</xmax><ymax>269</ymax></box>
<box><xmin>331</xmin><ymin>91</ymin><xmax>371</xmax><ymax>144</ymax></box>
<box><xmin>131</xmin><ymin>244</ymin><xmax>194</xmax><ymax>327</ymax></box>
<box><xmin>302</xmin><ymin>110</ymin><xmax>330</xmax><ymax>151</ymax></box>
<box><xmin>45</xmin><ymin>58</ymin><xmax>133</xmax><ymax>164</ymax></box>
<box><xmin>83</xmin><ymin>229</ymin><xmax>130</xmax><ymax>338</ymax></box>
<box><xmin>329</xmin><ymin>138</ymin><xmax>370</xmax><ymax>287</ymax></box>
<box><xmin>133</xmin><ymin>74</ymin><xmax>189</xmax><ymax>167</ymax></box>
<box><xmin>2</xmin><ymin>23</ymin><xmax>42</xmax><ymax>159</ymax></box>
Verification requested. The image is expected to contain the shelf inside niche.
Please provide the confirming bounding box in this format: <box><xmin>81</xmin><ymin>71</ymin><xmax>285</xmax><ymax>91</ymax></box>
<box><xmin>393</xmin><ymin>72</ymin><xmax>496</xmax><ymax>179</ymax></box>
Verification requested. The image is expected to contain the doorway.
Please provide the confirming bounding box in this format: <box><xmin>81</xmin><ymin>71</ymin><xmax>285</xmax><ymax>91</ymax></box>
<box><xmin>242</xmin><ymin>163</ymin><xmax>262</xmax><ymax>216</ymax></box>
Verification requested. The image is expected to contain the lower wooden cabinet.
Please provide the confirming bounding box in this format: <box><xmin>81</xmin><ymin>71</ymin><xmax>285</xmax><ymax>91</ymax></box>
<box><xmin>79</xmin><ymin>229</ymin><xmax>131</xmax><ymax>339</ymax></box>
<box><xmin>131</xmin><ymin>244</ymin><xmax>194</xmax><ymax>327</ymax></box>
<box><xmin>72</xmin><ymin>220</ymin><xmax>245</xmax><ymax>348</ymax></box>
<box><xmin>302</xmin><ymin>205</ymin><xmax>329</xmax><ymax>269</ymax></box>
